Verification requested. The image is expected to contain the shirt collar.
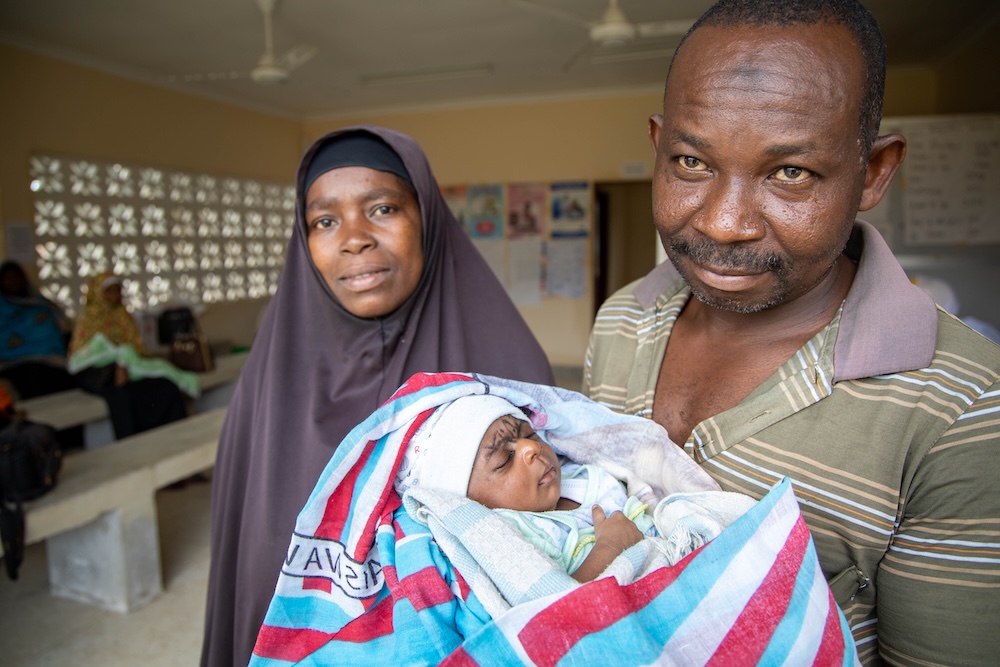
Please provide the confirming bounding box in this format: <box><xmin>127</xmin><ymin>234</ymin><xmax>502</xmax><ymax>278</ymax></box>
<box><xmin>633</xmin><ymin>221</ymin><xmax>938</xmax><ymax>382</ymax></box>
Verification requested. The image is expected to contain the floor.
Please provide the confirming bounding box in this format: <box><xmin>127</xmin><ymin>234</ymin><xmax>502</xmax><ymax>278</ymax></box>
<box><xmin>0</xmin><ymin>367</ymin><xmax>584</xmax><ymax>666</ymax></box>
<box><xmin>0</xmin><ymin>480</ymin><xmax>212</xmax><ymax>666</ymax></box>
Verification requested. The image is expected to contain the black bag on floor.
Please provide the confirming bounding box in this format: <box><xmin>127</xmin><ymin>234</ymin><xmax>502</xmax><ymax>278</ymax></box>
<box><xmin>0</xmin><ymin>420</ymin><xmax>62</xmax><ymax>580</ymax></box>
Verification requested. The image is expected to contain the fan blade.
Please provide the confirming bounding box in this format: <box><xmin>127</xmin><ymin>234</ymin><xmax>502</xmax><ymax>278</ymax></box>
<box><xmin>561</xmin><ymin>40</ymin><xmax>593</xmax><ymax>72</ymax></box>
<box><xmin>636</xmin><ymin>19</ymin><xmax>694</xmax><ymax>39</ymax></box>
<box><xmin>164</xmin><ymin>71</ymin><xmax>247</xmax><ymax>83</ymax></box>
<box><xmin>279</xmin><ymin>44</ymin><xmax>317</xmax><ymax>72</ymax></box>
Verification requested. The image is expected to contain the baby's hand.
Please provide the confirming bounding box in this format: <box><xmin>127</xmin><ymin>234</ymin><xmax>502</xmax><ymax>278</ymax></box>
<box><xmin>591</xmin><ymin>505</ymin><xmax>643</xmax><ymax>554</ymax></box>
<box><xmin>571</xmin><ymin>506</ymin><xmax>644</xmax><ymax>583</ymax></box>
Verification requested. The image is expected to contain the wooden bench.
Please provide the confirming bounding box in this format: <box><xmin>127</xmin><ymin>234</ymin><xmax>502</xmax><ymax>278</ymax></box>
<box><xmin>2</xmin><ymin>408</ymin><xmax>227</xmax><ymax>612</ymax></box>
<box><xmin>19</xmin><ymin>352</ymin><xmax>247</xmax><ymax>447</ymax></box>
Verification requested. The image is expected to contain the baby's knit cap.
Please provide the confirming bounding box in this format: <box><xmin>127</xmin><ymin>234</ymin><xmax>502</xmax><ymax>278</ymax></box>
<box><xmin>395</xmin><ymin>394</ymin><xmax>525</xmax><ymax>498</ymax></box>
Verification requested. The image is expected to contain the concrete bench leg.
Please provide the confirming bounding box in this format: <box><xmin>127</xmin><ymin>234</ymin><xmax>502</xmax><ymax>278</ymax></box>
<box><xmin>45</xmin><ymin>494</ymin><xmax>163</xmax><ymax>612</ymax></box>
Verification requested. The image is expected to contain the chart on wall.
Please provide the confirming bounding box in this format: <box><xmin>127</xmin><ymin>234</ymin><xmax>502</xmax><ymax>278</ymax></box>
<box><xmin>440</xmin><ymin>180</ymin><xmax>592</xmax><ymax>306</ymax></box>
<box><xmin>867</xmin><ymin>114</ymin><xmax>1000</xmax><ymax>248</ymax></box>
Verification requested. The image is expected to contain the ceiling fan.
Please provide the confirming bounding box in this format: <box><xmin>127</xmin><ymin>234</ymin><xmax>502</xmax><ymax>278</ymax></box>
<box><xmin>165</xmin><ymin>0</ymin><xmax>316</xmax><ymax>86</ymax></box>
<box><xmin>507</xmin><ymin>0</ymin><xmax>694</xmax><ymax>69</ymax></box>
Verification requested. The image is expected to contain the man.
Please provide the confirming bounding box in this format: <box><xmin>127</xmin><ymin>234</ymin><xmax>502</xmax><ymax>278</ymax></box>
<box><xmin>583</xmin><ymin>1</ymin><xmax>1000</xmax><ymax>664</ymax></box>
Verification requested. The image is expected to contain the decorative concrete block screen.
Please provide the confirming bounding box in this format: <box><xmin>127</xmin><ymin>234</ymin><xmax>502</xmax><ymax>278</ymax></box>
<box><xmin>29</xmin><ymin>154</ymin><xmax>295</xmax><ymax>317</ymax></box>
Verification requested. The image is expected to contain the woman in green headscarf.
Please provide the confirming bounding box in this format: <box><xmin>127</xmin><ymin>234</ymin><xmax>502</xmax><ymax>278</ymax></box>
<box><xmin>68</xmin><ymin>271</ymin><xmax>195</xmax><ymax>439</ymax></box>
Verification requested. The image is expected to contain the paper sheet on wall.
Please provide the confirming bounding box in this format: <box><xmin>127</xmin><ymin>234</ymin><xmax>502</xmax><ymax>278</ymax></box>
<box><xmin>5</xmin><ymin>221</ymin><xmax>37</xmax><ymax>264</ymax></box>
<box><xmin>508</xmin><ymin>238</ymin><xmax>542</xmax><ymax>305</ymax></box>
<box><xmin>472</xmin><ymin>239</ymin><xmax>506</xmax><ymax>289</ymax></box>
<box><xmin>546</xmin><ymin>238</ymin><xmax>587</xmax><ymax>299</ymax></box>
<box><xmin>859</xmin><ymin>190</ymin><xmax>894</xmax><ymax>245</ymax></box>
<box><xmin>901</xmin><ymin>116</ymin><xmax>1000</xmax><ymax>245</ymax></box>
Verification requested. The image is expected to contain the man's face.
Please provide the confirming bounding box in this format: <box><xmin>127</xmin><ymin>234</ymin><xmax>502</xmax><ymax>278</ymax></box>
<box><xmin>305</xmin><ymin>166</ymin><xmax>424</xmax><ymax>319</ymax></box>
<box><xmin>649</xmin><ymin>23</ymin><xmax>870</xmax><ymax>314</ymax></box>
<box><xmin>467</xmin><ymin>415</ymin><xmax>562</xmax><ymax>512</ymax></box>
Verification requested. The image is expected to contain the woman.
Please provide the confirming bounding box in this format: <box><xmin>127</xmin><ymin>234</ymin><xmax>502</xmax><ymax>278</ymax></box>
<box><xmin>0</xmin><ymin>260</ymin><xmax>76</xmax><ymax>399</ymax></box>
<box><xmin>68</xmin><ymin>272</ymin><xmax>194</xmax><ymax>439</ymax></box>
<box><xmin>201</xmin><ymin>127</ymin><xmax>554</xmax><ymax>667</ymax></box>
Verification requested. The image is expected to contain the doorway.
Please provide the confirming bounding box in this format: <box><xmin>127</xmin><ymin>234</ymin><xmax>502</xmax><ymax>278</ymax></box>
<box><xmin>593</xmin><ymin>181</ymin><xmax>658</xmax><ymax>313</ymax></box>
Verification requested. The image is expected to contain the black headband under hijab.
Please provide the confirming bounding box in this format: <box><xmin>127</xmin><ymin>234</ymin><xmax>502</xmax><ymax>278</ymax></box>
<box><xmin>304</xmin><ymin>132</ymin><xmax>413</xmax><ymax>193</ymax></box>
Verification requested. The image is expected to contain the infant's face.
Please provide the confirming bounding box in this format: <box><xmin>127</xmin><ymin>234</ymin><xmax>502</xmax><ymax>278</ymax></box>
<box><xmin>467</xmin><ymin>415</ymin><xmax>561</xmax><ymax>512</ymax></box>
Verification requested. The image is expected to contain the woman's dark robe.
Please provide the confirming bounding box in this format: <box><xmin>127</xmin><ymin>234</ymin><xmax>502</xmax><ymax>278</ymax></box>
<box><xmin>200</xmin><ymin>126</ymin><xmax>555</xmax><ymax>667</ymax></box>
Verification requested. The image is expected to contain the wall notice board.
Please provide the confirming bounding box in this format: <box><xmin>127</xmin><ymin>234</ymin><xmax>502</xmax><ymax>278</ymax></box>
<box><xmin>861</xmin><ymin>114</ymin><xmax>1000</xmax><ymax>334</ymax></box>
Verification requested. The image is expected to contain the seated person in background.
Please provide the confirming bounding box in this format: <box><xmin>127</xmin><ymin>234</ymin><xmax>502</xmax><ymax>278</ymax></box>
<box><xmin>395</xmin><ymin>393</ymin><xmax>753</xmax><ymax>583</ymax></box>
<box><xmin>0</xmin><ymin>260</ymin><xmax>84</xmax><ymax>450</ymax></box>
<box><xmin>68</xmin><ymin>272</ymin><xmax>196</xmax><ymax>439</ymax></box>
<box><xmin>0</xmin><ymin>260</ymin><xmax>77</xmax><ymax>400</ymax></box>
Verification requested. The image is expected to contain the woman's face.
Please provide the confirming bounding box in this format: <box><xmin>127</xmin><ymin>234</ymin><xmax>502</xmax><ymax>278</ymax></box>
<box><xmin>0</xmin><ymin>266</ymin><xmax>28</xmax><ymax>298</ymax></box>
<box><xmin>103</xmin><ymin>283</ymin><xmax>123</xmax><ymax>307</ymax></box>
<box><xmin>305</xmin><ymin>166</ymin><xmax>424</xmax><ymax>319</ymax></box>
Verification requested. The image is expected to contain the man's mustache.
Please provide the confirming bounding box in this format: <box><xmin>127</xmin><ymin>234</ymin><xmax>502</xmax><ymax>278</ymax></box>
<box><xmin>668</xmin><ymin>237</ymin><xmax>788</xmax><ymax>276</ymax></box>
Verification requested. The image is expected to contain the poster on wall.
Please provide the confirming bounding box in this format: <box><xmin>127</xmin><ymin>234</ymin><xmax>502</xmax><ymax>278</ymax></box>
<box><xmin>467</xmin><ymin>184</ymin><xmax>505</xmax><ymax>240</ymax></box>
<box><xmin>550</xmin><ymin>181</ymin><xmax>590</xmax><ymax>237</ymax></box>
<box><xmin>506</xmin><ymin>183</ymin><xmax>547</xmax><ymax>239</ymax></box>
<box><xmin>441</xmin><ymin>185</ymin><xmax>470</xmax><ymax>234</ymax></box>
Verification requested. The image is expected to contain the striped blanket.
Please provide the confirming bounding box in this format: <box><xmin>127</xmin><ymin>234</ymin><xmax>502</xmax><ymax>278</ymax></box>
<box><xmin>251</xmin><ymin>372</ymin><xmax>859</xmax><ymax>666</ymax></box>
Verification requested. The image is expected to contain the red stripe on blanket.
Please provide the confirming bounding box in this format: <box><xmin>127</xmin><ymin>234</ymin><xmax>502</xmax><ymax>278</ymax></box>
<box><xmin>519</xmin><ymin>557</ymin><xmax>696</xmax><ymax>667</ymax></box>
<box><xmin>813</xmin><ymin>588</ymin><xmax>848</xmax><ymax>665</ymax></box>
<box><xmin>440</xmin><ymin>646</ymin><xmax>478</xmax><ymax>667</ymax></box>
<box><xmin>388</xmin><ymin>372</ymin><xmax>474</xmax><ymax>401</ymax></box>
<box><xmin>391</xmin><ymin>565</ymin><xmax>456</xmax><ymax>612</ymax></box>
<box><xmin>707</xmin><ymin>516</ymin><xmax>810</xmax><ymax>665</ymax></box>
<box><xmin>302</xmin><ymin>576</ymin><xmax>332</xmax><ymax>593</ymax></box>
<box><xmin>352</xmin><ymin>409</ymin><xmax>434</xmax><ymax>560</ymax></box>
<box><xmin>314</xmin><ymin>437</ymin><xmax>379</xmax><ymax>541</ymax></box>
<box><xmin>333</xmin><ymin>594</ymin><xmax>396</xmax><ymax>643</ymax></box>
<box><xmin>254</xmin><ymin>625</ymin><xmax>335</xmax><ymax>661</ymax></box>
<box><xmin>454</xmin><ymin>569</ymin><xmax>472</xmax><ymax>601</ymax></box>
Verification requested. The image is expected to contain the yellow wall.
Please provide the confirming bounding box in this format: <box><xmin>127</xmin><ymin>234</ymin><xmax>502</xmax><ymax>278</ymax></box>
<box><xmin>0</xmin><ymin>44</ymin><xmax>302</xmax><ymax>238</ymax></box>
<box><xmin>1</xmin><ymin>35</ymin><xmax>995</xmax><ymax>365</ymax></box>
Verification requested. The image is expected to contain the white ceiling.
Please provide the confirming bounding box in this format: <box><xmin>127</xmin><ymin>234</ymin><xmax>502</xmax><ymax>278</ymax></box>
<box><xmin>1</xmin><ymin>0</ymin><xmax>998</xmax><ymax>120</ymax></box>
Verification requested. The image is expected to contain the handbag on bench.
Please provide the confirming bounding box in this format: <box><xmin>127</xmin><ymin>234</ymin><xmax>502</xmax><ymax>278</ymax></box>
<box><xmin>170</xmin><ymin>331</ymin><xmax>215</xmax><ymax>373</ymax></box>
<box><xmin>0</xmin><ymin>417</ymin><xmax>62</xmax><ymax>580</ymax></box>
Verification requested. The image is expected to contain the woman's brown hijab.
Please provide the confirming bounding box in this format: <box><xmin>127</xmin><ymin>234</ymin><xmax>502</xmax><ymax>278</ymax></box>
<box><xmin>201</xmin><ymin>126</ymin><xmax>554</xmax><ymax>667</ymax></box>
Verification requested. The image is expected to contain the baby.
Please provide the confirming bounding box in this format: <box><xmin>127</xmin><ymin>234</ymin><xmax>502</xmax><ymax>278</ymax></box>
<box><xmin>395</xmin><ymin>394</ymin><xmax>657</xmax><ymax>582</ymax></box>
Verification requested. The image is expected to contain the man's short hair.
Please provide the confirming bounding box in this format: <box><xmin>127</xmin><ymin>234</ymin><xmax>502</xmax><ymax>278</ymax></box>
<box><xmin>667</xmin><ymin>0</ymin><xmax>886</xmax><ymax>156</ymax></box>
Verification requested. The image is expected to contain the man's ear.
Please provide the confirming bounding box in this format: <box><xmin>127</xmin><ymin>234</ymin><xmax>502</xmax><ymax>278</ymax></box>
<box><xmin>648</xmin><ymin>114</ymin><xmax>664</xmax><ymax>155</ymax></box>
<box><xmin>858</xmin><ymin>133</ymin><xmax>906</xmax><ymax>211</ymax></box>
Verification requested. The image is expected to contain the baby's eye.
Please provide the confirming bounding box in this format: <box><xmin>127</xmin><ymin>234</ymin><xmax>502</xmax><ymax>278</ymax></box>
<box><xmin>773</xmin><ymin>166</ymin><xmax>810</xmax><ymax>183</ymax></box>
<box><xmin>494</xmin><ymin>448</ymin><xmax>514</xmax><ymax>472</ymax></box>
<box><xmin>676</xmin><ymin>155</ymin><xmax>707</xmax><ymax>171</ymax></box>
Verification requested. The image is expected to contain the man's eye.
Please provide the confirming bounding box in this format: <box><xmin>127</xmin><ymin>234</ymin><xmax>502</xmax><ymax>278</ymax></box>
<box><xmin>774</xmin><ymin>166</ymin><xmax>809</xmax><ymax>183</ymax></box>
<box><xmin>677</xmin><ymin>156</ymin><xmax>706</xmax><ymax>171</ymax></box>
